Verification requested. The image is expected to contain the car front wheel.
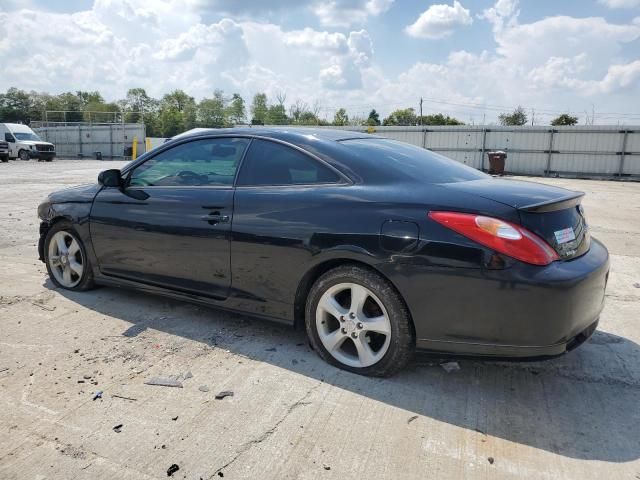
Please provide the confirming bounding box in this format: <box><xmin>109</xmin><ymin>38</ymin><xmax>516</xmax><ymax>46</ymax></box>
<box><xmin>44</xmin><ymin>222</ymin><xmax>95</xmax><ymax>291</ymax></box>
<box><xmin>306</xmin><ymin>265</ymin><xmax>414</xmax><ymax>377</ymax></box>
<box><xmin>18</xmin><ymin>149</ymin><xmax>30</xmax><ymax>161</ymax></box>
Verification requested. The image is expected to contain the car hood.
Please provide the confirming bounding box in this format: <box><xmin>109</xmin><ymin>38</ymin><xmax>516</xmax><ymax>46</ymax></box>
<box><xmin>440</xmin><ymin>178</ymin><xmax>581</xmax><ymax>210</ymax></box>
<box><xmin>47</xmin><ymin>183</ymin><xmax>101</xmax><ymax>203</ymax></box>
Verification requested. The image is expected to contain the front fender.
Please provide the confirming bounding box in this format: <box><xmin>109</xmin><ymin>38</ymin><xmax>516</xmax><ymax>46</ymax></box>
<box><xmin>37</xmin><ymin>185</ymin><xmax>101</xmax><ymax>264</ymax></box>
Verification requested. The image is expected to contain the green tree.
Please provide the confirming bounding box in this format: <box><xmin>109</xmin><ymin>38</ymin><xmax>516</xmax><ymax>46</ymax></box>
<box><xmin>0</xmin><ymin>88</ymin><xmax>32</xmax><ymax>123</ymax></box>
<box><xmin>298</xmin><ymin>110</ymin><xmax>319</xmax><ymax>125</ymax></box>
<box><xmin>551</xmin><ymin>113</ymin><xmax>578</xmax><ymax>126</ymax></box>
<box><xmin>76</xmin><ymin>91</ymin><xmax>104</xmax><ymax>109</ymax></box>
<box><xmin>198</xmin><ymin>90</ymin><xmax>227</xmax><ymax>128</ymax></box>
<box><xmin>383</xmin><ymin>108</ymin><xmax>417</xmax><ymax>126</ymax></box>
<box><xmin>162</xmin><ymin>89</ymin><xmax>195</xmax><ymax>112</ymax></box>
<box><xmin>418</xmin><ymin>113</ymin><xmax>464</xmax><ymax>125</ymax></box>
<box><xmin>158</xmin><ymin>108</ymin><xmax>184</xmax><ymax>137</ymax></box>
<box><xmin>250</xmin><ymin>93</ymin><xmax>268</xmax><ymax>125</ymax></box>
<box><xmin>332</xmin><ymin>108</ymin><xmax>349</xmax><ymax>126</ymax></box>
<box><xmin>83</xmin><ymin>101</ymin><xmax>120</xmax><ymax>123</ymax></box>
<box><xmin>124</xmin><ymin>88</ymin><xmax>157</xmax><ymax>124</ymax></box>
<box><xmin>498</xmin><ymin>106</ymin><xmax>528</xmax><ymax>126</ymax></box>
<box><xmin>267</xmin><ymin>104</ymin><xmax>289</xmax><ymax>124</ymax></box>
<box><xmin>366</xmin><ymin>109</ymin><xmax>380</xmax><ymax>126</ymax></box>
<box><xmin>226</xmin><ymin>93</ymin><xmax>246</xmax><ymax>125</ymax></box>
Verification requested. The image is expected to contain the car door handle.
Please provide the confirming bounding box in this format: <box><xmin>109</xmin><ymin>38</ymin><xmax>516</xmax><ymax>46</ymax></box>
<box><xmin>200</xmin><ymin>212</ymin><xmax>229</xmax><ymax>225</ymax></box>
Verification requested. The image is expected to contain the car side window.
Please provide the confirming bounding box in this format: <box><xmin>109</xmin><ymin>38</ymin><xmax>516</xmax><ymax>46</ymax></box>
<box><xmin>129</xmin><ymin>137</ymin><xmax>250</xmax><ymax>187</ymax></box>
<box><xmin>5</xmin><ymin>133</ymin><xmax>14</xmax><ymax>142</ymax></box>
<box><xmin>236</xmin><ymin>139</ymin><xmax>341</xmax><ymax>186</ymax></box>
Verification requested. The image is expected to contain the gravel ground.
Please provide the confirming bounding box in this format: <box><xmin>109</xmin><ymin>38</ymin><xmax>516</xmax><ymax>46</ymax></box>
<box><xmin>0</xmin><ymin>159</ymin><xmax>639</xmax><ymax>480</ymax></box>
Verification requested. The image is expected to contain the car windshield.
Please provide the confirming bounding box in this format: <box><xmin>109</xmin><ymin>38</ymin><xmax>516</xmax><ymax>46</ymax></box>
<box><xmin>341</xmin><ymin>138</ymin><xmax>488</xmax><ymax>184</ymax></box>
<box><xmin>13</xmin><ymin>132</ymin><xmax>41</xmax><ymax>141</ymax></box>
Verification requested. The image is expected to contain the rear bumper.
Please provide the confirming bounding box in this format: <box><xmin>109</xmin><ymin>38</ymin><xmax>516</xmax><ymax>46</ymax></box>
<box><xmin>383</xmin><ymin>238</ymin><xmax>609</xmax><ymax>357</ymax></box>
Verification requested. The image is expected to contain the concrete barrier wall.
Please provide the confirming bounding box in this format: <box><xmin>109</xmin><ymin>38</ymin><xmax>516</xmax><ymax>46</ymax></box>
<box><xmin>32</xmin><ymin>124</ymin><xmax>146</xmax><ymax>159</ymax></box>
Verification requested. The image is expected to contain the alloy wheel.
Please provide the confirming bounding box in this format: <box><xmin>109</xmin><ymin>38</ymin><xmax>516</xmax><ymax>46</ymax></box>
<box><xmin>48</xmin><ymin>230</ymin><xmax>84</xmax><ymax>288</ymax></box>
<box><xmin>315</xmin><ymin>282</ymin><xmax>392</xmax><ymax>368</ymax></box>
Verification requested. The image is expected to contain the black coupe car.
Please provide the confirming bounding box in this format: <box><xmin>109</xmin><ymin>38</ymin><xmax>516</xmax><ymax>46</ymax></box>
<box><xmin>38</xmin><ymin>128</ymin><xmax>609</xmax><ymax>376</ymax></box>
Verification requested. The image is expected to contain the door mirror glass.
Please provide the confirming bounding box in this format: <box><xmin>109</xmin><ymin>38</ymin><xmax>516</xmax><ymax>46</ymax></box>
<box><xmin>98</xmin><ymin>169</ymin><xmax>122</xmax><ymax>187</ymax></box>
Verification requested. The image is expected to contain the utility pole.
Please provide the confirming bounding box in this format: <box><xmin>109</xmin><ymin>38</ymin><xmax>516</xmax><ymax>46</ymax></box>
<box><xmin>531</xmin><ymin>108</ymin><xmax>535</xmax><ymax>126</ymax></box>
<box><xmin>419</xmin><ymin>97</ymin><xmax>423</xmax><ymax>126</ymax></box>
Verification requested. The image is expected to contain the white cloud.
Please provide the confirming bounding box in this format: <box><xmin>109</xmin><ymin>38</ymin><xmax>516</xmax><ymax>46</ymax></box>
<box><xmin>0</xmin><ymin>0</ymin><xmax>638</xmax><ymax>125</ymax></box>
<box><xmin>405</xmin><ymin>1</ymin><xmax>473</xmax><ymax>39</ymax></box>
<box><xmin>478</xmin><ymin>0</ymin><xmax>519</xmax><ymax>32</ymax></box>
<box><xmin>312</xmin><ymin>0</ymin><xmax>394</xmax><ymax>27</ymax></box>
<box><xmin>598</xmin><ymin>0</ymin><xmax>640</xmax><ymax>8</ymax></box>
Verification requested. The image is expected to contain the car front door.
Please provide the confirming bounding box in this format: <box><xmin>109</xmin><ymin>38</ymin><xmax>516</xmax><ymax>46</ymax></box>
<box><xmin>90</xmin><ymin>136</ymin><xmax>251</xmax><ymax>299</ymax></box>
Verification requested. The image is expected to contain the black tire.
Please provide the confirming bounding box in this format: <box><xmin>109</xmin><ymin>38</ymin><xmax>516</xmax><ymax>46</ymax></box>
<box><xmin>18</xmin><ymin>149</ymin><xmax>30</xmax><ymax>161</ymax></box>
<box><xmin>305</xmin><ymin>265</ymin><xmax>415</xmax><ymax>377</ymax></box>
<box><xmin>44</xmin><ymin>221</ymin><xmax>96</xmax><ymax>291</ymax></box>
<box><xmin>1</xmin><ymin>157</ymin><xmax>7</xmax><ymax>163</ymax></box>
<box><xmin>45</xmin><ymin>157</ymin><xmax>54</xmax><ymax>162</ymax></box>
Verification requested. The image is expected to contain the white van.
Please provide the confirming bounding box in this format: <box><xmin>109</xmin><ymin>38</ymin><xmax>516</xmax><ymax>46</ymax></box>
<box><xmin>0</xmin><ymin>123</ymin><xmax>56</xmax><ymax>161</ymax></box>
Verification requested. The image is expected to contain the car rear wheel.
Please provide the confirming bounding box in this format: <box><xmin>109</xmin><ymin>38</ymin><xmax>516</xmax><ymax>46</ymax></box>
<box><xmin>18</xmin><ymin>149</ymin><xmax>29</xmax><ymax>161</ymax></box>
<box><xmin>305</xmin><ymin>265</ymin><xmax>414</xmax><ymax>377</ymax></box>
<box><xmin>44</xmin><ymin>222</ymin><xmax>95</xmax><ymax>291</ymax></box>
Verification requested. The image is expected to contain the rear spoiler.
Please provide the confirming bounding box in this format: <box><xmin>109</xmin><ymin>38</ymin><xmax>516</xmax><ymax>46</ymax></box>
<box><xmin>519</xmin><ymin>191</ymin><xmax>584</xmax><ymax>213</ymax></box>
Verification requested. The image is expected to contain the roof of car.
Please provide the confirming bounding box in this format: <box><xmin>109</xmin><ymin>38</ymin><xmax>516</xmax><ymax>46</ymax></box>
<box><xmin>173</xmin><ymin>126</ymin><xmax>377</xmax><ymax>144</ymax></box>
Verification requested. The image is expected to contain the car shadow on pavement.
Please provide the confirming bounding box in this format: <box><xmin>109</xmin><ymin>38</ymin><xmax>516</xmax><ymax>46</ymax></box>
<box><xmin>52</xmin><ymin>283</ymin><xmax>640</xmax><ymax>463</ymax></box>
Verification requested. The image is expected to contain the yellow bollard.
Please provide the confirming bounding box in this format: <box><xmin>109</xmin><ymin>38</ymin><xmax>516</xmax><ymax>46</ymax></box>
<box><xmin>145</xmin><ymin>137</ymin><xmax>151</xmax><ymax>153</ymax></box>
<box><xmin>132</xmin><ymin>136</ymin><xmax>138</xmax><ymax>160</ymax></box>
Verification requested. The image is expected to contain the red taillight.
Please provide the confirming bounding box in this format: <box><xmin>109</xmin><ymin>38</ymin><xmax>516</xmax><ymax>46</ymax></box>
<box><xmin>428</xmin><ymin>211</ymin><xmax>559</xmax><ymax>266</ymax></box>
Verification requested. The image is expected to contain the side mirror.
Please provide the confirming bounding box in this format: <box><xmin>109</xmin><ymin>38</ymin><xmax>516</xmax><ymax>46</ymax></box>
<box><xmin>98</xmin><ymin>169</ymin><xmax>122</xmax><ymax>187</ymax></box>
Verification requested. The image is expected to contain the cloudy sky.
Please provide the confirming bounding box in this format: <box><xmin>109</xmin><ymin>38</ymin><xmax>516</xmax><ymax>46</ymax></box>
<box><xmin>1</xmin><ymin>0</ymin><xmax>639</xmax><ymax>123</ymax></box>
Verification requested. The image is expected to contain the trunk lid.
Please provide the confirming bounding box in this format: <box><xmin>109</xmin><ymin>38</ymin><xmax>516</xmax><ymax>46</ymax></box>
<box><xmin>442</xmin><ymin>178</ymin><xmax>590</xmax><ymax>260</ymax></box>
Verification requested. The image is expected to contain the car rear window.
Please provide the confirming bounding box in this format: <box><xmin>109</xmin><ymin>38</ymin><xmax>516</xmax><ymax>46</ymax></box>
<box><xmin>341</xmin><ymin>138</ymin><xmax>487</xmax><ymax>184</ymax></box>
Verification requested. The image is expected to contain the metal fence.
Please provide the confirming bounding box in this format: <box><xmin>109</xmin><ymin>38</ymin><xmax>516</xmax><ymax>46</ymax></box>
<box><xmin>330</xmin><ymin>125</ymin><xmax>640</xmax><ymax>178</ymax></box>
<box><xmin>43</xmin><ymin>123</ymin><xmax>639</xmax><ymax>178</ymax></box>
<box><xmin>31</xmin><ymin>122</ymin><xmax>146</xmax><ymax>159</ymax></box>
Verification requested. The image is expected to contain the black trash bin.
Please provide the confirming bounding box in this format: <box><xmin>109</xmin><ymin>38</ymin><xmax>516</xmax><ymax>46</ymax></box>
<box><xmin>95</xmin><ymin>151</ymin><xmax>102</xmax><ymax>160</ymax></box>
<box><xmin>124</xmin><ymin>146</ymin><xmax>133</xmax><ymax>157</ymax></box>
<box><xmin>487</xmin><ymin>150</ymin><xmax>507</xmax><ymax>175</ymax></box>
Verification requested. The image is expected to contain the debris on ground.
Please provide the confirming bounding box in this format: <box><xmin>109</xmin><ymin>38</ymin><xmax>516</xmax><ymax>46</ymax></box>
<box><xmin>166</xmin><ymin>464</ymin><xmax>180</xmax><ymax>476</ymax></box>
<box><xmin>215</xmin><ymin>390</ymin><xmax>234</xmax><ymax>400</ymax></box>
<box><xmin>633</xmin><ymin>282</ymin><xmax>640</xmax><ymax>288</ymax></box>
<box><xmin>488</xmin><ymin>457</ymin><xmax>495</xmax><ymax>465</ymax></box>
<box><xmin>182</xmin><ymin>371</ymin><xmax>193</xmax><ymax>380</ymax></box>
<box><xmin>407</xmin><ymin>415</ymin><xmax>418</xmax><ymax>424</ymax></box>
<box><xmin>112</xmin><ymin>394</ymin><xmax>137</xmax><ymax>401</ymax></box>
<box><xmin>92</xmin><ymin>391</ymin><xmax>103</xmax><ymax>401</ymax></box>
<box><xmin>145</xmin><ymin>377</ymin><xmax>183</xmax><ymax>388</ymax></box>
<box><xmin>440</xmin><ymin>361</ymin><xmax>460</xmax><ymax>373</ymax></box>
<box><xmin>83</xmin><ymin>374</ymin><xmax>92</xmax><ymax>380</ymax></box>
<box><xmin>0</xmin><ymin>367</ymin><xmax>9</xmax><ymax>373</ymax></box>
<box><xmin>265</xmin><ymin>347</ymin><xmax>277</xmax><ymax>352</ymax></box>
<box><xmin>198</xmin><ymin>385</ymin><xmax>210</xmax><ymax>392</ymax></box>
<box><xmin>323</xmin><ymin>465</ymin><xmax>331</xmax><ymax>470</ymax></box>
<box><xmin>113</xmin><ymin>424</ymin><xmax>123</xmax><ymax>433</ymax></box>
<box><xmin>30</xmin><ymin>301</ymin><xmax>55</xmax><ymax>311</ymax></box>
<box><xmin>171</xmin><ymin>416</ymin><xmax>178</xmax><ymax>421</ymax></box>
